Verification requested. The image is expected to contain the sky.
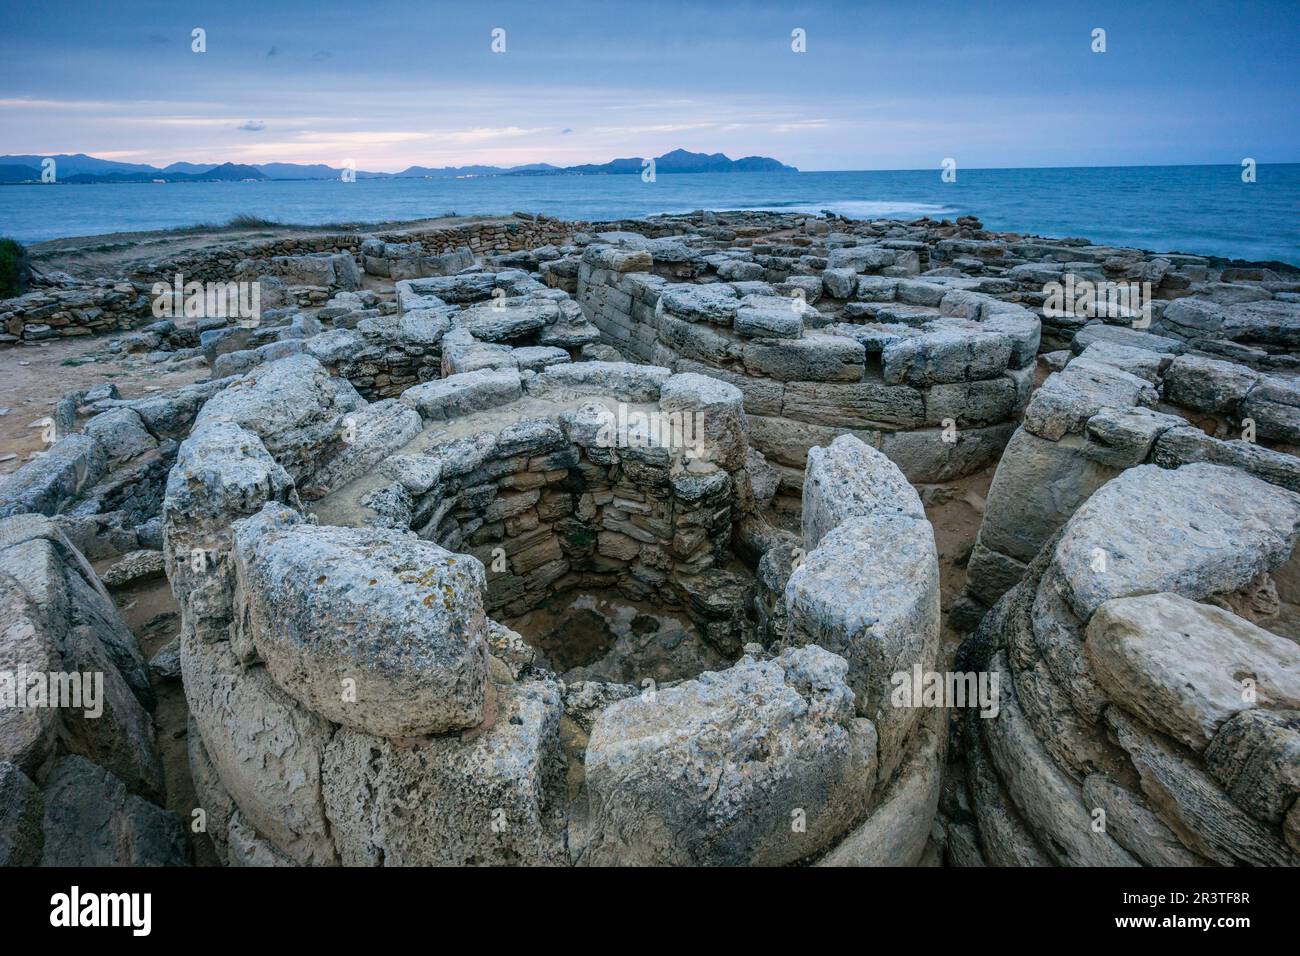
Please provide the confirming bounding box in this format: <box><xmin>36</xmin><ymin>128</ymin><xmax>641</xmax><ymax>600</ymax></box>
<box><xmin>1</xmin><ymin>0</ymin><xmax>1297</xmax><ymax>172</ymax></box>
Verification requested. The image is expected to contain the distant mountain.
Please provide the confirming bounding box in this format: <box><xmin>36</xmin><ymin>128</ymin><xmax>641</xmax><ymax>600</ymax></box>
<box><xmin>0</xmin><ymin>148</ymin><xmax>796</xmax><ymax>183</ymax></box>
<box><xmin>506</xmin><ymin>150</ymin><xmax>797</xmax><ymax>176</ymax></box>
<box><xmin>63</xmin><ymin>163</ymin><xmax>269</xmax><ymax>184</ymax></box>
<box><xmin>162</xmin><ymin>161</ymin><xmax>223</xmax><ymax>175</ymax></box>
<box><xmin>0</xmin><ymin>153</ymin><xmax>160</xmax><ymax>177</ymax></box>
<box><xmin>178</xmin><ymin>163</ymin><xmax>268</xmax><ymax>181</ymax></box>
<box><xmin>259</xmin><ymin>162</ymin><xmax>360</xmax><ymax>180</ymax></box>
<box><xmin>0</xmin><ymin>164</ymin><xmax>42</xmax><ymax>183</ymax></box>
<box><xmin>390</xmin><ymin>163</ymin><xmax>562</xmax><ymax>178</ymax></box>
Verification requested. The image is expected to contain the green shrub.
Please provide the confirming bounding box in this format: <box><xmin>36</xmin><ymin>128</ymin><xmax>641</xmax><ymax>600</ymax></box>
<box><xmin>226</xmin><ymin>213</ymin><xmax>283</xmax><ymax>228</ymax></box>
<box><xmin>0</xmin><ymin>237</ymin><xmax>29</xmax><ymax>298</ymax></box>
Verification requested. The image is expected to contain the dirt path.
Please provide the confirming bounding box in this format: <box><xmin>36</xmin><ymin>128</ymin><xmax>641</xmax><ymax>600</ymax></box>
<box><xmin>0</xmin><ymin>337</ymin><xmax>208</xmax><ymax>476</ymax></box>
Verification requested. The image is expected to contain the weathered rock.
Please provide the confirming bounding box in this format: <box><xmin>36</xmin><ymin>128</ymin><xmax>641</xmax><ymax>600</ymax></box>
<box><xmin>0</xmin><ymin>574</ymin><xmax>60</xmax><ymax>773</ymax></box>
<box><xmin>1162</xmin><ymin>354</ymin><xmax>1260</xmax><ymax>415</ymax></box>
<box><xmin>1054</xmin><ymin>463</ymin><xmax>1300</xmax><ymax>620</ymax></box>
<box><xmin>801</xmin><ymin>434</ymin><xmax>924</xmax><ymax>550</ymax></box>
<box><xmin>817</xmin><ymin>727</ymin><xmax>941</xmax><ymax>866</ymax></box>
<box><xmin>734</xmin><ymin>295</ymin><xmax>804</xmax><ymax>339</ymax></box>
<box><xmin>1203</xmin><ymin>709</ymin><xmax>1300</xmax><ymax>825</ymax></box>
<box><xmin>82</xmin><ymin>407</ymin><xmax>157</xmax><ymax>468</ymax></box>
<box><xmin>186</xmin><ymin>714</ymin><xmax>234</xmax><ymax>860</ymax></box>
<box><xmin>1023</xmin><ymin>358</ymin><xmax>1158</xmax><ymax>441</ymax></box>
<box><xmin>101</xmin><ymin>549</ymin><xmax>166</xmax><ymax>588</ymax></box>
<box><xmin>0</xmin><ymin>434</ymin><xmax>104</xmax><ymax>518</ymax></box>
<box><xmin>980</xmin><ymin>653</ymin><xmax>1138</xmax><ymax>866</ymax></box>
<box><xmin>1085</xmin><ymin>593</ymin><xmax>1300</xmax><ymax>752</ymax></box>
<box><xmin>658</xmin><ymin>372</ymin><xmax>747</xmax><ymax>471</ymax></box>
<box><xmin>743</xmin><ymin>334</ymin><xmax>864</xmax><ymax>383</ymax></box>
<box><xmin>583</xmin><ymin>647</ymin><xmax>877</xmax><ymax>866</ymax></box>
<box><xmin>1106</xmin><ymin>708</ymin><xmax>1299</xmax><ymax>866</ymax></box>
<box><xmin>226</xmin><ymin>809</ymin><xmax>296</xmax><ymax>866</ymax></box>
<box><xmin>163</xmin><ymin>420</ymin><xmax>299</xmax><ymax>644</ymax></box>
<box><xmin>232</xmin><ymin>505</ymin><xmax>489</xmax><ymax>737</ymax></box>
<box><xmin>785</xmin><ymin>511</ymin><xmax>938</xmax><ymax>781</ymax></box>
<box><xmin>658</xmin><ymin>284</ymin><xmax>739</xmax><ymax>325</ymax></box>
<box><xmin>0</xmin><ymin>761</ymin><xmax>43</xmax><ymax>866</ymax></box>
<box><xmin>39</xmin><ymin>755</ymin><xmax>187</xmax><ymax>866</ymax></box>
<box><xmin>323</xmin><ymin>678</ymin><xmax>567</xmax><ymax>866</ymax></box>
<box><xmin>306</xmin><ymin>399</ymin><xmax>423</xmax><ymax>496</ymax></box>
<box><xmin>526</xmin><ymin>361</ymin><xmax>671</xmax><ymax>402</ymax></box>
<box><xmin>181</xmin><ymin>625</ymin><xmax>338</xmax><ymax>865</ymax></box>
<box><xmin>194</xmin><ymin>353</ymin><xmax>363</xmax><ymax>478</ymax></box>
<box><xmin>1081</xmin><ymin>773</ymin><xmax>1207</xmax><ymax>866</ymax></box>
<box><xmin>400</xmin><ymin>367</ymin><xmax>522</xmax><ymax>420</ymax></box>
<box><xmin>882</xmin><ymin>329</ymin><xmax>1011</xmax><ymax>387</ymax></box>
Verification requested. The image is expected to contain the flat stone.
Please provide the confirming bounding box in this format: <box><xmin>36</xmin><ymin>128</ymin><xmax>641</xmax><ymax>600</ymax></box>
<box><xmin>743</xmin><ymin>333</ymin><xmax>864</xmax><ymax>382</ymax></box>
<box><xmin>400</xmin><ymin>367</ymin><xmax>522</xmax><ymax>421</ymax></box>
<box><xmin>232</xmin><ymin>504</ymin><xmax>489</xmax><ymax>737</ymax></box>
<box><xmin>1086</xmin><ymin>593</ymin><xmax>1300</xmax><ymax>752</ymax></box>
<box><xmin>1054</xmin><ymin>463</ymin><xmax>1300</xmax><ymax>620</ymax></box>
<box><xmin>1163</xmin><ymin>354</ymin><xmax>1260</xmax><ymax>415</ymax></box>
<box><xmin>583</xmin><ymin>646</ymin><xmax>878</xmax><ymax>866</ymax></box>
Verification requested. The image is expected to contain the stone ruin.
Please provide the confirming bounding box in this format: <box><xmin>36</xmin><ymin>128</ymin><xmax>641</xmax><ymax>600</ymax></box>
<box><xmin>951</xmin><ymin>463</ymin><xmax>1300</xmax><ymax>866</ymax></box>
<box><xmin>574</xmin><ymin>232</ymin><xmax>1038</xmax><ymax>501</ymax></box>
<box><xmin>155</xmin><ymin>349</ymin><xmax>943</xmax><ymax>865</ymax></box>
<box><xmin>955</xmin><ymin>330</ymin><xmax>1300</xmax><ymax>629</ymax></box>
<box><xmin>1</xmin><ymin>208</ymin><xmax>1298</xmax><ymax>866</ymax></box>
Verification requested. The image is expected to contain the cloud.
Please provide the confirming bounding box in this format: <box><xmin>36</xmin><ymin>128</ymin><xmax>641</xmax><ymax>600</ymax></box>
<box><xmin>0</xmin><ymin>97</ymin><xmax>120</xmax><ymax>110</ymax></box>
<box><xmin>238</xmin><ymin>120</ymin><xmax>266</xmax><ymax>131</ymax></box>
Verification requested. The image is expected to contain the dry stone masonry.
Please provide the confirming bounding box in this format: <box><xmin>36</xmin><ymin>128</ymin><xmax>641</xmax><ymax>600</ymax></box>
<box><xmin>951</xmin><ymin>464</ymin><xmax>1300</xmax><ymax>866</ymax></box>
<box><xmin>2</xmin><ymin>208</ymin><xmax>1298</xmax><ymax>867</ymax></box>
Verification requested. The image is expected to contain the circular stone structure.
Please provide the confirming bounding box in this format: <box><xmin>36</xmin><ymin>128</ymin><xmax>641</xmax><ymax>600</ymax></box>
<box><xmin>574</xmin><ymin>238</ymin><xmax>1040</xmax><ymax>505</ymax></box>
<box><xmin>953</xmin><ymin>462</ymin><xmax>1300</xmax><ymax>866</ymax></box>
<box><xmin>161</xmin><ymin>338</ymin><xmax>945</xmax><ymax>865</ymax></box>
<box><xmin>8</xmin><ymin>208</ymin><xmax>1300</xmax><ymax>869</ymax></box>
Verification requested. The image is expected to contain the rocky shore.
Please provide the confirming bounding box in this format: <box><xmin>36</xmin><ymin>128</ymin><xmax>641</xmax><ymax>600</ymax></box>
<box><xmin>1</xmin><ymin>209</ymin><xmax>1297</xmax><ymax>866</ymax></box>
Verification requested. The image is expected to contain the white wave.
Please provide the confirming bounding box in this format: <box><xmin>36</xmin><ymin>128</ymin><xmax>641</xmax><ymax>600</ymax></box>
<box><xmin>713</xmin><ymin>200</ymin><xmax>959</xmax><ymax>219</ymax></box>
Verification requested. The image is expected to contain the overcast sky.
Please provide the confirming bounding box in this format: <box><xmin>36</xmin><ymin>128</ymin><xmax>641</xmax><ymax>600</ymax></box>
<box><xmin>1</xmin><ymin>0</ymin><xmax>1296</xmax><ymax>171</ymax></box>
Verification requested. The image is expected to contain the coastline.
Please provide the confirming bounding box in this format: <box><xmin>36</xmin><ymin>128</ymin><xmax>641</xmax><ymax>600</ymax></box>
<box><xmin>5</xmin><ymin>165</ymin><xmax>1298</xmax><ymax>264</ymax></box>
<box><xmin>20</xmin><ymin>209</ymin><xmax>1300</xmax><ymax>284</ymax></box>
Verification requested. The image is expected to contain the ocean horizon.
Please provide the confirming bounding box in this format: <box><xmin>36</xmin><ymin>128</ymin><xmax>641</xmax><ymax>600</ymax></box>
<box><xmin>2</xmin><ymin>162</ymin><xmax>1297</xmax><ymax>265</ymax></box>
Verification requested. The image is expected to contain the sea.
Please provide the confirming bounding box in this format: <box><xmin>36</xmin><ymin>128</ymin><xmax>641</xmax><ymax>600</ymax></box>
<box><xmin>2</xmin><ymin>163</ymin><xmax>1297</xmax><ymax>265</ymax></box>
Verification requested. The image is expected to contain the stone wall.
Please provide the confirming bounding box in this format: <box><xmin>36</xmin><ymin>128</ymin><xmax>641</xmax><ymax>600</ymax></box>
<box><xmin>154</xmin><ymin>344</ymin><xmax>947</xmax><ymax>866</ymax></box>
<box><xmin>131</xmin><ymin>216</ymin><xmax>578</xmax><ymax>285</ymax></box>
<box><xmin>955</xmin><ymin>337</ymin><xmax>1300</xmax><ymax>629</ymax></box>
<box><xmin>574</xmin><ymin>241</ymin><xmax>1039</xmax><ymax>488</ymax></box>
<box><xmin>951</xmin><ymin>463</ymin><xmax>1300</xmax><ymax>866</ymax></box>
<box><xmin>0</xmin><ymin>280</ymin><xmax>152</xmax><ymax>345</ymax></box>
<box><xmin>0</xmin><ymin>216</ymin><xmax>579</xmax><ymax>347</ymax></box>
<box><xmin>353</xmin><ymin>363</ymin><xmax>756</xmax><ymax>651</ymax></box>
